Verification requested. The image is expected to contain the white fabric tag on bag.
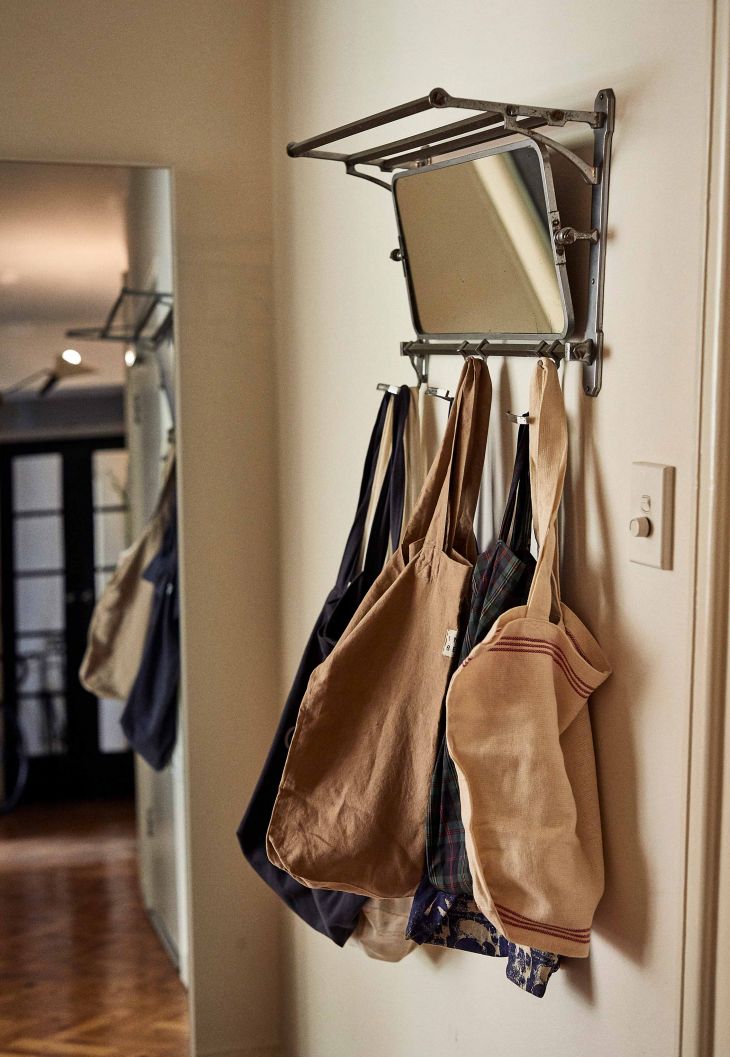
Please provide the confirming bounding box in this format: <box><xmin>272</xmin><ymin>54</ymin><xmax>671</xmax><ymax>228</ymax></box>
<box><xmin>442</xmin><ymin>629</ymin><xmax>458</xmax><ymax>657</ymax></box>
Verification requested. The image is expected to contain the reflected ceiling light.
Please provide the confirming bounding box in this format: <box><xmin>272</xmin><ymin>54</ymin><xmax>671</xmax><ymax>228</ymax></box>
<box><xmin>61</xmin><ymin>348</ymin><xmax>82</xmax><ymax>365</ymax></box>
<box><xmin>124</xmin><ymin>348</ymin><xmax>136</xmax><ymax>367</ymax></box>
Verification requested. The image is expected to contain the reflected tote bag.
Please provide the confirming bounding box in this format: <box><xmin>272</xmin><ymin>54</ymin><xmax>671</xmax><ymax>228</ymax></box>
<box><xmin>446</xmin><ymin>358</ymin><xmax>611</xmax><ymax>958</ymax></box>
<box><xmin>120</xmin><ymin>497</ymin><xmax>180</xmax><ymax>771</ymax></box>
<box><xmin>79</xmin><ymin>448</ymin><xmax>176</xmax><ymax>700</ymax></box>
<box><xmin>238</xmin><ymin>388</ymin><xmax>411</xmax><ymax>945</ymax></box>
<box><xmin>267</xmin><ymin>357</ymin><xmax>492</xmax><ymax>898</ymax></box>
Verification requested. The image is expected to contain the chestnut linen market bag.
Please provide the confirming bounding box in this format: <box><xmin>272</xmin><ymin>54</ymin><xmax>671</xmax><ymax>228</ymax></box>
<box><xmin>267</xmin><ymin>357</ymin><xmax>492</xmax><ymax>898</ymax></box>
<box><xmin>79</xmin><ymin>448</ymin><xmax>176</xmax><ymax>700</ymax></box>
<box><xmin>447</xmin><ymin>358</ymin><xmax>611</xmax><ymax>958</ymax></box>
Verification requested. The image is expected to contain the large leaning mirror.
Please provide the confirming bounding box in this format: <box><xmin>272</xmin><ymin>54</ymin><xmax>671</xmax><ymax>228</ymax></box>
<box><xmin>392</xmin><ymin>139</ymin><xmax>573</xmax><ymax>340</ymax></box>
<box><xmin>0</xmin><ymin>161</ymin><xmax>190</xmax><ymax>1047</ymax></box>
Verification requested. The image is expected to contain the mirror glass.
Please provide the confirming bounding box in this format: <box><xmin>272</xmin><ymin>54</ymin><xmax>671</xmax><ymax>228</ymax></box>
<box><xmin>0</xmin><ymin>161</ymin><xmax>189</xmax><ymax>1045</ymax></box>
<box><xmin>393</xmin><ymin>142</ymin><xmax>570</xmax><ymax>338</ymax></box>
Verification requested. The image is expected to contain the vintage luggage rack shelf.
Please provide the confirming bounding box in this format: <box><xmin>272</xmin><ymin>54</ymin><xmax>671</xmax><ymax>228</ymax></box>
<box><xmin>287</xmin><ymin>87</ymin><xmax>615</xmax><ymax>396</ymax></box>
<box><xmin>66</xmin><ymin>286</ymin><xmax>173</xmax><ymax>347</ymax></box>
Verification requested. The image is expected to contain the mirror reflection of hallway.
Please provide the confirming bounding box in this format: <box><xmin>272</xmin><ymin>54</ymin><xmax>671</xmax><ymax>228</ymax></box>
<box><xmin>0</xmin><ymin>160</ymin><xmax>189</xmax><ymax>1055</ymax></box>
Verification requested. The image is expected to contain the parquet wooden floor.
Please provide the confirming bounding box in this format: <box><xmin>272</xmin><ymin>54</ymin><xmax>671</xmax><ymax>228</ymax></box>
<box><xmin>0</xmin><ymin>799</ymin><xmax>189</xmax><ymax>1057</ymax></box>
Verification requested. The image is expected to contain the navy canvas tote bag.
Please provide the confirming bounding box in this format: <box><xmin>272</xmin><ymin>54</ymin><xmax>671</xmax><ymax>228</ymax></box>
<box><xmin>237</xmin><ymin>387</ymin><xmax>411</xmax><ymax>945</ymax></box>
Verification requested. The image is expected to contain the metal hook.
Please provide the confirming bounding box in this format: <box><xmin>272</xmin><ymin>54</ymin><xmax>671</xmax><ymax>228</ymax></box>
<box><xmin>405</xmin><ymin>346</ymin><xmax>428</xmax><ymax>387</ymax></box>
<box><xmin>535</xmin><ymin>339</ymin><xmax>563</xmax><ymax>364</ymax></box>
<box><xmin>426</xmin><ymin>385</ymin><xmax>453</xmax><ymax>408</ymax></box>
<box><xmin>376</xmin><ymin>383</ymin><xmax>401</xmax><ymax>395</ymax></box>
<box><xmin>506</xmin><ymin>410</ymin><xmax>529</xmax><ymax>425</ymax></box>
<box><xmin>457</xmin><ymin>340</ymin><xmax>471</xmax><ymax>359</ymax></box>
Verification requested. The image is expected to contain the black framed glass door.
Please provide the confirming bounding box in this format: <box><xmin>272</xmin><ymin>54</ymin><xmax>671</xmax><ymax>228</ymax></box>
<box><xmin>1</xmin><ymin>435</ymin><xmax>133</xmax><ymax>802</ymax></box>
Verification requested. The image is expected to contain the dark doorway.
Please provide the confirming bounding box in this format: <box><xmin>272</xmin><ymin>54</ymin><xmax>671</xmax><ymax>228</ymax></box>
<box><xmin>1</xmin><ymin>435</ymin><xmax>133</xmax><ymax>803</ymax></box>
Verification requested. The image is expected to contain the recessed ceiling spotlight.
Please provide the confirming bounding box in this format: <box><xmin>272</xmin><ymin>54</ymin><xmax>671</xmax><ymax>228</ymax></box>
<box><xmin>61</xmin><ymin>349</ymin><xmax>82</xmax><ymax>365</ymax></box>
<box><xmin>124</xmin><ymin>348</ymin><xmax>136</xmax><ymax>367</ymax></box>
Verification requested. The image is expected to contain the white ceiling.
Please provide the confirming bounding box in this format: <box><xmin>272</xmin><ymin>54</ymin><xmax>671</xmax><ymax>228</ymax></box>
<box><xmin>0</xmin><ymin>161</ymin><xmax>131</xmax><ymax>391</ymax></box>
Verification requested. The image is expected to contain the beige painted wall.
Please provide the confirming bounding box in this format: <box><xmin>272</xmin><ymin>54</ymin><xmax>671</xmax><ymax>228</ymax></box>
<box><xmin>0</xmin><ymin>3</ymin><xmax>724</xmax><ymax>1056</ymax></box>
<box><xmin>271</xmin><ymin>2</ymin><xmax>715</xmax><ymax>1056</ymax></box>
<box><xmin>0</xmin><ymin>4</ymin><xmax>279</xmax><ymax>1056</ymax></box>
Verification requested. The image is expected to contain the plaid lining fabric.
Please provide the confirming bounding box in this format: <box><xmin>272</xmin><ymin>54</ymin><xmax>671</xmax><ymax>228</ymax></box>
<box><xmin>425</xmin><ymin>540</ymin><xmax>535</xmax><ymax>894</ymax></box>
<box><xmin>408</xmin><ymin>425</ymin><xmax>564</xmax><ymax>991</ymax></box>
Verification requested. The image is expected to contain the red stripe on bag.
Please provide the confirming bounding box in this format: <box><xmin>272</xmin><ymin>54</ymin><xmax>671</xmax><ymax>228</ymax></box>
<box><xmin>500</xmin><ymin>904</ymin><xmax>591</xmax><ymax>938</ymax></box>
<box><xmin>495</xmin><ymin>902</ymin><xmax>591</xmax><ymax>941</ymax></box>
<box><xmin>498</xmin><ymin>913</ymin><xmax>591</xmax><ymax>946</ymax></box>
<box><xmin>497</xmin><ymin>913</ymin><xmax>591</xmax><ymax>946</ymax></box>
<box><xmin>498</xmin><ymin>637</ymin><xmax>594</xmax><ymax>694</ymax></box>
<box><xmin>488</xmin><ymin>642</ymin><xmax>591</xmax><ymax>698</ymax></box>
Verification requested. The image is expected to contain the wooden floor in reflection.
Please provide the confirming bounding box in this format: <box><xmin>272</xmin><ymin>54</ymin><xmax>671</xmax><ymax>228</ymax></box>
<box><xmin>0</xmin><ymin>798</ymin><xmax>189</xmax><ymax>1057</ymax></box>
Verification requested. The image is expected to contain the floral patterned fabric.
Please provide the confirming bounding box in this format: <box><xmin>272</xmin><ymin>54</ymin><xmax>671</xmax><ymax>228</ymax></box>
<box><xmin>406</xmin><ymin>878</ymin><xmax>559</xmax><ymax>998</ymax></box>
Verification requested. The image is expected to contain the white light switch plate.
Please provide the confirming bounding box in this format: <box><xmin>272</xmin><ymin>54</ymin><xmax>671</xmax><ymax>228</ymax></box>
<box><xmin>630</xmin><ymin>462</ymin><xmax>675</xmax><ymax>569</ymax></box>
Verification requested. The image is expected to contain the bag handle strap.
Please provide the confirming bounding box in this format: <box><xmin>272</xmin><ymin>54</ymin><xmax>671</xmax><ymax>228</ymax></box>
<box><xmin>361</xmin><ymin>386</ymin><xmax>411</xmax><ymax>580</ymax></box>
<box><xmin>511</xmin><ymin>425</ymin><xmax>534</xmax><ymax>555</ymax></box>
<box><xmin>335</xmin><ymin>392</ymin><xmax>392</xmax><ymax>588</ymax></box>
<box><xmin>525</xmin><ymin>358</ymin><xmax>568</xmax><ymax>621</ymax></box>
<box><xmin>498</xmin><ymin>423</ymin><xmax>531</xmax><ymax>551</ymax></box>
<box><xmin>150</xmin><ymin>445</ymin><xmax>177</xmax><ymax>526</ymax></box>
<box><xmin>387</xmin><ymin>386</ymin><xmax>410</xmax><ymax>553</ymax></box>
<box><xmin>402</xmin><ymin>357</ymin><xmax>491</xmax><ymax>557</ymax></box>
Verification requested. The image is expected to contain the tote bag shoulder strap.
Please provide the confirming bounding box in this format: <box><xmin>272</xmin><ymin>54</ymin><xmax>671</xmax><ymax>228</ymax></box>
<box><xmin>334</xmin><ymin>391</ymin><xmax>392</xmax><ymax>589</ymax></box>
<box><xmin>361</xmin><ymin>386</ymin><xmax>411</xmax><ymax>580</ymax></box>
<box><xmin>498</xmin><ymin>423</ymin><xmax>530</xmax><ymax>549</ymax></box>
<box><xmin>151</xmin><ymin>445</ymin><xmax>176</xmax><ymax>525</ymax></box>
<box><xmin>526</xmin><ymin>358</ymin><xmax>568</xmax><ymax>621</ymax></box>
<box><xmin>402</xmin><ymin>357</ymin><xmax>491</xmax><ymax>556</ymax></box>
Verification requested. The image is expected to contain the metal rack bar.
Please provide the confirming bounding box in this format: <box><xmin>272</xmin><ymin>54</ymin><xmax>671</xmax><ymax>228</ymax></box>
<box><xmin>287</xmin><ymin>91</ymin><xmax>439</xmax><ymax>157</ymax></box>
<box><xmin>400</xmin><ymin>339</ymin><xmax>594</xmax><ymax>363</ymax></box>
<box><xmin>380</xmin><ymin>116</ymin><xmax>545</xmax><ymax>171</ymax></box>
<box><xmin>347</xmin><ymin>110</ymin><xmax>507</xmax><ymax>165</ymax></box>
<box><xmin>66</xmin><ymin>287</ymin><xmax>174</xmax><ymax>346</ymax></box>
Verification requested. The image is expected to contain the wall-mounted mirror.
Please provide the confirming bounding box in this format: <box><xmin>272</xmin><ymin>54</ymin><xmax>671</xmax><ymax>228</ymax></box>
<box><xmin>392</xmin><ymin>140</ymin><xmax>573</xmax><ymax>341</ymax></box>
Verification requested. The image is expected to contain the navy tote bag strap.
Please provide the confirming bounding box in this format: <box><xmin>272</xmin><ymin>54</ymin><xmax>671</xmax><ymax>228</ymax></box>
<box><xmin>361</xmin><ymin>386</ymin><xmax>410</xmax><ymax>581</ymax></box>
<box><xmin>335</xmin><ymin>391</ymin><xmax>392</xmax><ymax>590</ymax></box>
<box><xmin>498</xmin><ymin>423</ymin><xmax>532</xmax><ymax>553</ymax></box>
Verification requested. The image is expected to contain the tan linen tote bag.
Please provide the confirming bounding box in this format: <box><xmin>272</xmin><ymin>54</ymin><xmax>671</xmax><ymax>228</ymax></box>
<box><xmin>267</xmin><ymin>357</ymin><xmax>492</xmax><ymax>898</ymax></box>
<box><xmin>446</xmin><ymin>358</ymin><xmax>611</xmax><ymax>958</ymax></box>
<box><xmin>354</xmin><ymin>388</ymin><xmax>425</xmax><ymax>959</ymax></box>
<box><xmin>79</xmin><ymin>449</ymin><xmax>176</xmax><ymax>700</ymax></box>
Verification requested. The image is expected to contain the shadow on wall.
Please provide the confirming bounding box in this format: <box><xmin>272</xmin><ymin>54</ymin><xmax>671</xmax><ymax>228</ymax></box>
<box><xmin>560</xmin><ymin>379</ymin><xmax>650</xmax><ymax>1003</ymax></box>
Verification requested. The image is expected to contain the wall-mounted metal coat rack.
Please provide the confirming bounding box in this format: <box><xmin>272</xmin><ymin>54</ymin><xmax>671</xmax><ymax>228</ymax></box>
<box><xmin>66</xmin><ymin>286</ymin><xmax>173</xmax><ymax>347</ymax></box>
<box><xmin>287</xmin><ymin>87</ymin><xmax>615</xmax><ymax>396</ymax></box>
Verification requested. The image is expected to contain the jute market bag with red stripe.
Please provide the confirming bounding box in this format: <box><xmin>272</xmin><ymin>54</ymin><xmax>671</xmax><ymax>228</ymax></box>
<box><xmin>446</xmin><ymin>357</ymin><xmax>611</xmax><ymax>958</ymax></box>
<box><xmin>267</xmin><ymin>357</ymin><xmax>491</xmax><ymax>898</ymax></box>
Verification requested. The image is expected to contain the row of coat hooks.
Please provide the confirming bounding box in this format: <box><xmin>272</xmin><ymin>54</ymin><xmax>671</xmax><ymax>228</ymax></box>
<box><xmin>399</xmin><ymin>338</ymin><xmax>568</xmax><ymax>390</ymax></box>
<box><xmin>378</xmin><ymin>339</ymin><xmax>541</xmax><ymax>418</ymax></box>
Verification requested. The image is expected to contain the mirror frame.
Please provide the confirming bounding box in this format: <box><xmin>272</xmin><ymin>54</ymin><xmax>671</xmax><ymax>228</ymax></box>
<box><xmin>391</xmin><ymin>138</ymin><xmax>574</xmax><ymax>343</ymax></box>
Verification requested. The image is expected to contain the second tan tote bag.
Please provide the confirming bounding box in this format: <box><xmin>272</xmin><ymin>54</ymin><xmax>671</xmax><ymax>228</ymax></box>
<box><xmin>446</xmin><ymin>358</ymin><xmax>611</xmax><ymax>957</ymax></box>
<box><xmin>267</xmin><ymin>357</ymin><xmax>492</xmax><ymax>898</ymax></box>
<box><xmin>79</xmin><ymin>449</ymin><xmax>176</xmax><ymax>700</ymax></box>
